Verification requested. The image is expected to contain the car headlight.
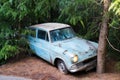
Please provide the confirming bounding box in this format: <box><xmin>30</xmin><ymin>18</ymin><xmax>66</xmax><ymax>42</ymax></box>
<box><xmin>71</xmin><ymin>55</ymin><xmax>78</xmax><ymax>63</ymax></box>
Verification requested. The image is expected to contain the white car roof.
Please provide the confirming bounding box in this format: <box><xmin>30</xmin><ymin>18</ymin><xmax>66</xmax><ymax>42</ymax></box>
<box><xmin>30</xmin><ymin>23</ymin><xmax>70</xmax><ymax>31</ymax></box>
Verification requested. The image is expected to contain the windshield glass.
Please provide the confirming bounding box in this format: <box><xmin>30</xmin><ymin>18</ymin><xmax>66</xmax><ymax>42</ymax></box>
<box><xmin>50</xmin><ymin>27</ymin><xmax>75</xmax><ymax>42</ymax></box>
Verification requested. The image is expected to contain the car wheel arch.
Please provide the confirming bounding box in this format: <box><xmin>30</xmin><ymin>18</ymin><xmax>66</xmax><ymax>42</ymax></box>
<box><xmin>54</xmin><ymin>58</ymin><xmax>63</xmax><ymax>67</ymax></box>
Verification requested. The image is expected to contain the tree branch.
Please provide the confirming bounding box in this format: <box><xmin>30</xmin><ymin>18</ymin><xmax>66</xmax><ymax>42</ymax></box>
<box><xmin>106</xmin><ymin>36</ymin><xmax>120</xmax><ymax>52</ymax></box>
<box><xmin>111</xmin><ymin>27</ymin><xmax>120</xmax><ymax>30</ymax></box>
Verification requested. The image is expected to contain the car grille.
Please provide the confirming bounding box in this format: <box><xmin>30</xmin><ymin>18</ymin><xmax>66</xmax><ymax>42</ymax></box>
<box><xmin>83</xmin><ymin>56</ymin><xmax>97</xmax><ymax>64</ymax></box>
<box><xmin>76</xmin><ymin>56</ymin><xmax>97</xmax><ymax>67</ymax></box>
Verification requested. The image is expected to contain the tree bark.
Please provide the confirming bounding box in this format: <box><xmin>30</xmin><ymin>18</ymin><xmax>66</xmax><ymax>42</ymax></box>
<box><xmin>97</xmin><ymin>0</ymin><xmax>110</xmax><ymax>73</ymax></box>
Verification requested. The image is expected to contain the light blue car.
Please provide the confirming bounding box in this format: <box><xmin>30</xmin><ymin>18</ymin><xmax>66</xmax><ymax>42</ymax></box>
<box><xmin>28</xmin><ymin>23</ymin><xmax>98</xmax><ymax>74</ymax></box>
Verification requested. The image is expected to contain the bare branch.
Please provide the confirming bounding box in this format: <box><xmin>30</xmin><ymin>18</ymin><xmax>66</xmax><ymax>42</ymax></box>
<box><xmin>111</xmin><ymin>27</ymin><xmax>120</xmax><ymax>30</ymax></box>
<box><xmin>106</xmin><ymin>36</ymin><xmax>120</xmax><ymax>52</ymax></box>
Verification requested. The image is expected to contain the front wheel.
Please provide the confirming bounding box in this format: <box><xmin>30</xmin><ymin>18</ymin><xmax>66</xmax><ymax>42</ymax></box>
<box><xmin>57</xmin><ymin>60</ymin><xmax>68</xmax><ymax>74</ymax></box>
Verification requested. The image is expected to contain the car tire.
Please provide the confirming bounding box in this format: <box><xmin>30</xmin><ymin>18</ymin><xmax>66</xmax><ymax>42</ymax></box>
<box><xmin>57</xmin><ymin>60</ymin><xmax>68</xmax><ymax>74</ymax></box>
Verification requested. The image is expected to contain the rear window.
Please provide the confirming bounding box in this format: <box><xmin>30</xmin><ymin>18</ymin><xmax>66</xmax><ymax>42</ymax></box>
<box><xmin>38</xmin><ymin>30</ymin><xmax>46</xmax><ymax>40</ymax></box>
<box><xmin>38</xmin><ymin>30</ymin><xmax>49</xmax><ymax>41</ymax></box>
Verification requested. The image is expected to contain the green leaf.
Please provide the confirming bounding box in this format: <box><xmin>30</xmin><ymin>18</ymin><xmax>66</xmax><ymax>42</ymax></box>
<box><xmin>80</xmin><ymin>20</ymin><xmax>85</xmax><ymax>28</ymax></box>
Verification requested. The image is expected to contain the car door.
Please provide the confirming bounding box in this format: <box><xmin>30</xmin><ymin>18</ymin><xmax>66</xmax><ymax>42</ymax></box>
<box><xmin>34</xmin><ymin>29</ymin><xmax>50</xmax><ymax>62</ymax></box>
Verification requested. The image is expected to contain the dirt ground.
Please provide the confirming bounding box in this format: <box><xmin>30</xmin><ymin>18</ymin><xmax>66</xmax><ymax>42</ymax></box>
<box><xmin>0</xmin><ymin>56</ymin><xmax>120</xmax><ymax>80</ymax></box>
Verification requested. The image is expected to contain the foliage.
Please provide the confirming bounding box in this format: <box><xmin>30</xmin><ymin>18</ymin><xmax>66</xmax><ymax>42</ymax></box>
<box><xmin>108</xmin><ymin>28</ymin><xmax>120</xmax><ymax>59</ymax></box>
<box><xmin>109</xmin><ymin>0</ymin><xmax>120</xmax><ymax>29</ymax></box>
<box><xmin>0</xmin><ymin>23</ymin><xmax>29</xmax><ymax>62</ymax></box>
<box><xmin>0</xmin><ymin>44</ymin><xmax>19</xmax><ymax>60</ymax></box>
<box><xmin>109</xmin><ymin>0</ymin><xmax>120</xmax><ymax>16</ymax></box>
<box><xmin>0</xmin><ymin>0</ymin><xmax>59</xmax><ymax>63</ymax></box>
<box><xmin>58</xmin><ymin>0</ymin><xmax>102</xmax><ymax>40</ymax></box>
<box><xmin>107</xmin><ymin>0</ymin><xmax>120</xmax><ymax>60</ymax></box>
<box><xmin>115</xmin><ymin>61</ymin><xmax>120</xmax><ymax>70</ymax></box>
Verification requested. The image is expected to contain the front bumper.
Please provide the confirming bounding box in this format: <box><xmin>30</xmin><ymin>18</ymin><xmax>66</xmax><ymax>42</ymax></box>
<box><xmin>69</xmin><ymin>59</ymin><xmax>97</xmax><ymax>73</ymax></box>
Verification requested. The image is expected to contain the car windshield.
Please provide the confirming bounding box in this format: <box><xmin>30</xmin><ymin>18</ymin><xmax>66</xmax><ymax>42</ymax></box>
<box><xmin>50</xmin><ymin>27</ymin><xmax>75</xmax><ymax>42</ymax></box>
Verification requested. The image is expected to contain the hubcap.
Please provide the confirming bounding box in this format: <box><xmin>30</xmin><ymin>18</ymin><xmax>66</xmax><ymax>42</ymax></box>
<box><xmin>58</xmin><ymin>62</ymin><xmax>65</xmax><ymax>73</ymax></box>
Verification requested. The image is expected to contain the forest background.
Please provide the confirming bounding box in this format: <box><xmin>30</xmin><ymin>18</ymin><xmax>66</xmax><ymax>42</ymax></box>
<box><xmin>0</xmin><ymin>0</ymin><xmax>120</xmax><ymax>70</ymax></box>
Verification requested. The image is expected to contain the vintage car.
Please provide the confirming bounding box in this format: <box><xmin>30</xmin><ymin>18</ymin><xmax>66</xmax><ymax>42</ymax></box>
<box><xmin>28</xmin><ymin>23</ymin><xmax>98</xmax><ymax>74</ymax></box>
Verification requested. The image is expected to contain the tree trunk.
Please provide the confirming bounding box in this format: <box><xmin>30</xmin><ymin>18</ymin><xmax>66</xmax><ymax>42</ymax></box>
<box><xmin>97</xmin><ymin>0</ymin><xmax>110</xmax><ymax>73</ymax></box>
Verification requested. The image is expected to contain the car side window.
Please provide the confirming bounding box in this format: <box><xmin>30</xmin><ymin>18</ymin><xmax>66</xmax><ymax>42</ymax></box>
<box><xmin>38</xmin><ymin>30</ymin><xmax>49</xmax><ymax>42</ymax></box>
<box><xmin>29</xmin><ymin>28</ymin><xmax>36</xmax><ymax>37</ymax></box>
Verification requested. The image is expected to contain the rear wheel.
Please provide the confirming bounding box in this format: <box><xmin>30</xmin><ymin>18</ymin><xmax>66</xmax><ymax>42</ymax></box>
<box><xmin>57</xmin><ymin>60</ymin><xmax>68</xmax><ymax>74</ymax></box>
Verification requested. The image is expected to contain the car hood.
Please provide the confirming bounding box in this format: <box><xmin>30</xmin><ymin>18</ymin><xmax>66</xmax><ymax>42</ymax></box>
<box><xmin>52</xmin><ymin>37</ymin><xmax>98</xmax><ymax>62</ymax></box>
<box><xmin>53</xmin><ymin>37</ymin><xmax>97</xmax><ymax>53</ymax></box>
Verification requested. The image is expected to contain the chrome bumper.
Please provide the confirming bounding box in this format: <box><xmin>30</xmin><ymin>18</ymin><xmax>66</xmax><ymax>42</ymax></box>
<box><xmin>69</xmin><ymin>60</ymin><xmax>97</xmax><ymax>73</ymax></box>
